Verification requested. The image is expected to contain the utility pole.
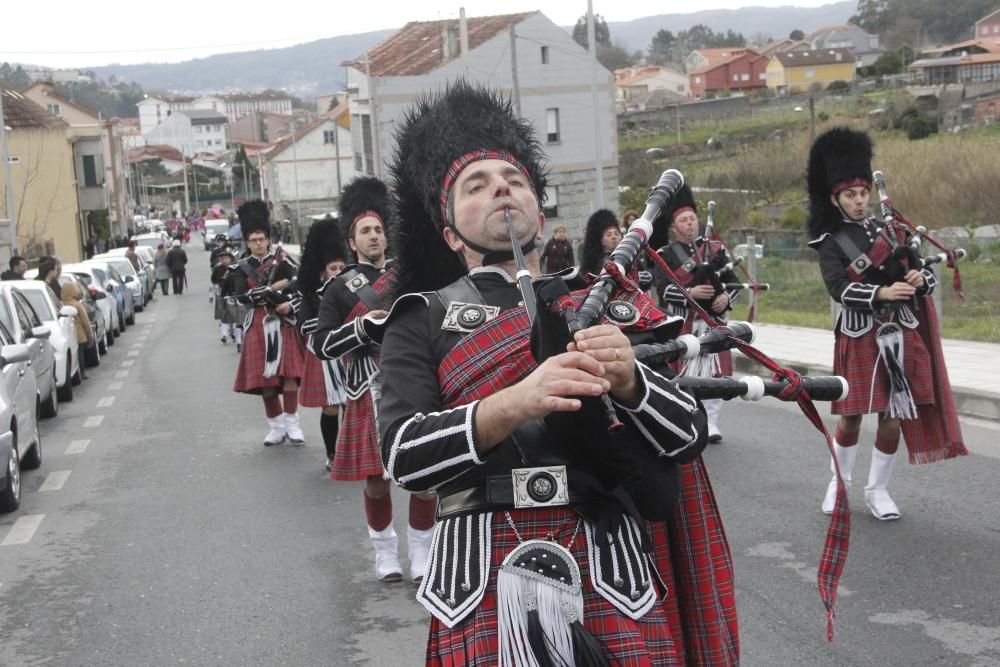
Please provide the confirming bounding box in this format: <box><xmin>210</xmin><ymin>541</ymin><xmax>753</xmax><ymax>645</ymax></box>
<box><xmin>181</xmin><ymin>144</ymin><xmax>191</xmax><ymax>215</ymax></box>
<box><xmin>509</xmin><ymin>25</ymin><xmax>521</xmax><ymax>116</ymax></box>
<box><xmin>809</xmin><ymin>94</ymin><xmax>816</xmax><ymax>144</ymax></box>
<box><xmin>290</xmin><ymin>119</ymin><xmax>302</xmax><ymax>230</ymax></box>
<box><xmin>0</xmin><ymin>91</ymin><xmax>18</xmax><ymax>255</ymax></box>
<box><xmin>586</xmin><ymin>0</ymin><xmax>605</xmax><ymax>209</ymax></box>
<box><xmin>365</xmin><ymin>53</ymin><xmax>382</xmax><ymax>179</ymax></box>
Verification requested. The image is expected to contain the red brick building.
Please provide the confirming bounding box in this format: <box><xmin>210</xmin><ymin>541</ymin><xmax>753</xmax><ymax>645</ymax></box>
<box><xmin>976</xmin><ymin>8</ymin><xmax>1000</xmax><ymax>39</ymax></box>
<box><xmin>688</xmin><ymin>49</ymin><xmax>768</xmax><ymax>98</ymax></box>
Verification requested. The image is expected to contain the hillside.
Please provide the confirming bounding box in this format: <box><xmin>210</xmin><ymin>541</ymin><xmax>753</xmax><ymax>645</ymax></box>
<box><xmin>83</xmin><ymin>2</ymin><xmax>853</xmax><ymax>99</ymax></box>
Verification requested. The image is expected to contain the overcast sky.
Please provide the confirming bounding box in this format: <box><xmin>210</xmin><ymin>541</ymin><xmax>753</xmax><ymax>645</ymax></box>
<box><xmin>5</xmin><ymin>0</ymin><xmax>838</xmax><ymax>69</ymax></box>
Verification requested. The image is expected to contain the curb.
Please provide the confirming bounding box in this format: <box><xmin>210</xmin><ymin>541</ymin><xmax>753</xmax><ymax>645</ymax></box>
<box><xmin>731</xmin><ymin>354</ymin><xmax>1000</xmax><ymax>423</ymax></box>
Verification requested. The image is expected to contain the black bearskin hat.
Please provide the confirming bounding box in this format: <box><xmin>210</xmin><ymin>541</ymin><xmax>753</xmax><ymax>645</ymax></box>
<box><xmin>388</xmin><ymin>79</ymin><xmax>548</xmax><ymax>295</ymax></box>
<box><xmin>807</xmin><ymin>127</ymin><xmax>873</xmax><ymax>240</ymax></box>
<box><xmin>237</xmin><ymin>199</ymin><xmax>271</xmax><ymax>239</ymax></box>
<box><xmin>649</xmin><ymin>184</ymin><xmax>698</xmax><ymax>250</ymax></box>
<box><xmin>580</xmin><ymin>209</ymin><xmax>620</xmax><ymax>275</ymax></box>
<box><xmin>213</xmin><ymin>233</ymin><xmax>229</xmax><ymax>243</ymax></box>
<box><xmin>298</xmin><ymin>216</ymin><xmax>350</xmax><ymax>294</ymax></box>
<box><xmin>338</xmin><ymin>176</ymin><xmax>391</xmax><ymax>244</ymax></box>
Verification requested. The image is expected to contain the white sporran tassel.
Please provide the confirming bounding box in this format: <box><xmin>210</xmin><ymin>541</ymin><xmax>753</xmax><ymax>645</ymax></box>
<box><xmin>262</xmin><ymin>314</ymin><xmax>282</xmax><ymax>378</ymax></box>
<box><xmin>681</xmin><ymin>318</ymin><xmax>721</xmax><ymax>379</ymax></box>
<box><xmin>322</xmin><ymin>359</ymin><xmax>346</xmax><ymax>406</ymax></box>
<box><xmin>872</xmin><ymin>322</ymin><xmax>917</xmax><ymax>420</ymax></box>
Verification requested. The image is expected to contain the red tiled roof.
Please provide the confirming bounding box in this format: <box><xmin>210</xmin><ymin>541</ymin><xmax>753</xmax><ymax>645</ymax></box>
<box><xmin>127</xmin><ymin>144</ymin><xmax>185</xmax><ymax>164</ymax></box>
<box><xmin>771</xmin><ymin>48</ymin><xmax>855</xmax><ymax>68</ymax></box>
<box><xmin>0</xmin><ymin>86</ymin><xmax>68</xmax><ymax>130</ymax></box>
<box><xmin>353</xmin><ymin>11</ymin><xmax>537</xmax><ymax>77</ymax></box>
<box><xmin>689</xmin><ymin>49</ymin><xmax>763</xmax><ymax>75</ymax></box>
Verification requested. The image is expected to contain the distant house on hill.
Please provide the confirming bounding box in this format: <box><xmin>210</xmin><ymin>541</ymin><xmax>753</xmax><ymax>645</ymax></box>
<box><xmin>615</xmin><ymin>64</ymin><xmax>689</xmax><ymax>111</ymax></box>
<box><xmin>144</xmin><ymin>109</ymin><xmax>229</xmax><ymax>156</ymax></box>
<box><xmin>759</xmin><ymin>39</ymin><xmax>811</xmax><ymax>57</ymax></box>
<box><xmin>975</xmin><ymin>8</ymin><xmax>1000</xmax><ymax>38</ymax></box>
<box><xmin>137</xmin><ymin>91</ymin><xmax>294</xmax><ymax>137</ymax></box>
<box><xmin>342</xmin><ymin>10</ymin><xmax>618</xmax><ymax>236</ymax></box>
<box><xmin>688</xmin><ymin>49</ymin><xmax>768</xmax><ymax>98</ymax></box>
<box><xmin>684</xmin><ymin>47</ymin><xmax>748</xmax><ymax>74</ymax></box>
<box><xmin>808</xmin><ymin>24</ymin><xmax>882</xmax><ymax>67</ymax></box>
<box><xmin>766</xmin><ymin>48</ymin><xmax>856</xmax><ymax>94</ymax></box>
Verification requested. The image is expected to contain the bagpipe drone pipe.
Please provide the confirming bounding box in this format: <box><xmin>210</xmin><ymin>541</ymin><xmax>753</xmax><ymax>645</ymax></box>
<box><xmin>695</xmin><ymin>200</ymin><xmax>768</xmax><ymax>319</ymax></box>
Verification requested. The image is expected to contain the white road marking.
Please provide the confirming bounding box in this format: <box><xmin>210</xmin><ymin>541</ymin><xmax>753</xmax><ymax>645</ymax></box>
<box><xmin>870</xmin><ymin>609</ymin><xmax>1000</xmax><ymax>662</ymax></box>
<box><xmin>747</xmin><ymin>542</ymin><xmax>853</xmax><ymax>596</ymax></box>
<box><xmin>97</xmin><ymin>396</ymin><xmax>115</xmax><ymax>408</ymax></box>
<box><xmin>115</xmin><ymin>371</ymin><xmax>129</xmax><ymax>379</ymax></box>
<box><xmin>121</xmin><ymin>360</ymin><xmax>134</xmax><ymax>367</ymax></box>
<box><xmin>127</xmin><ymin>350</ymin><xmax>139</xmax><ymax>357</ymax></box>
<box><xmin>65</xmin><ymin>440</ymin><xmax>90</xmax><ymax>455</ymax></box>
<box><xmin>84</xmin><ymin>415</ymin><xmax>104</xmax><ymax>428</ymax></box>
<box><xmin>1</xmin><ymin>514</ymin><xmax>45</xmax><ymax>546</ymax></box>
<box><xmin>39</xmin><ymin>470</ymin><xmax>71</xmax><ymax>492</ymax></box>
<box><xmin>108</xmin><ymin>382</ymin><xmax>123</xmax><ymax>390</ymax></box>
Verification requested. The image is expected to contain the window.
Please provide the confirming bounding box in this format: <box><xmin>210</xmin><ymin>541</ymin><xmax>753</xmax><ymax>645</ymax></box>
<box><xmin>695</xmin><ymin>76</ymin><xmax>702</xmax><ymax>84</ymax></box>
<box><xmin>361</xmin><ymin>114</ymin><xmax>374</xmax><ymax>175</ymax></box>
<box><xmin>741</xmin><ymin>73</ymin><xmax>750</xmax><ymax>81</ymax></box>
<box><xmin>0</xmin><ymin>300</ymin><xmax>14</xmax><ymax>338</ymax></box>
<box><xmin>545</xmin><ymin>108</ymin><xmax>560</xmax><ymax>143</ymax></box>
<box><xmin>805</xmin><ymin>68</ymin><xmax>816</xmax><ymax>78</ymax></box>
<box><xmin>733</xmin><ymin>74</ymin><xmax>739</xmax><ymax>81</ymax></box>
<box><xmin>82</xmin><ymin>155</ymin><xmax>99</xmax><ymax>187</ymax></box>
<box><xmin>759</xmin><ymin>73</ymin><xmax>767</xmax><ymax>80</ymax></box>
<box><xmin>542</xmin><ymin>186</ymin><xmax>558</xmax><ymax>219</ymax></box>
<box><xmin>46</xmin><ymin>103</ymin><xmax>61</xmax><ymax>116</ymax></box>
<box><xmin>195</xmin><ymin>125</ymin><xmax>202</xmax><ymax>133</ymax></box>
<box><xmin>323</xmin><ymin>130</ymin><xmax>336</xmax><ymax>144</ymax></box>
<box><xmin>215</xmin><ymin>138</ymin><xmax>222</xmax><ymax>145</ymax></box>
<box><xmin>541</xmin><ymin>46</ymin><xmax>550</xmax><ymax>64</ymax></box>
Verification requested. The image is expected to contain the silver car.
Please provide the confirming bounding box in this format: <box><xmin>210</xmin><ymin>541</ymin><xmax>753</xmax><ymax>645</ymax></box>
<box><xmin>0</xmin><ymin>324</ymin><xmax>42</xmax><ymax>513</ymax></box>
<box><xmin>0</xmin><ymin>284</ymin><xmax>58</xmax><ymax>419</ymax></box>
<box><xmin>91</xmin><ymin>254</ymin><xmax>146</xmax><ymax>312</ymax></box>
<box><xmin>62</xmin><ymin>263</ymin><xmax>120</xmax><ymax>348</ymax></box>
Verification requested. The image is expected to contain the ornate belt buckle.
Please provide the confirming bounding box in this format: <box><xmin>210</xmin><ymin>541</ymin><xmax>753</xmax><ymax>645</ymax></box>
<box><xmin>345</xmin><ymin>273</ymin><xmax>369</xmax><ymax>293</ymax></box>
<box><xmin>512</xmin><ymin>466</ymin><xmax>570</xmax><ymax>508</ymax></box>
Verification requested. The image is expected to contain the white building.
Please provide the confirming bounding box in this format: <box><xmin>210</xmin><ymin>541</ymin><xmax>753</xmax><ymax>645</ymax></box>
<box><xmin>261</xmin><ymin>105</ymin><xmax>355</xmax><ymax>221</ymax></box>
<box><xmin>144</xmin><ymin>109</ymin><xmax>229</xmax><ymax>156</ymax></box>
<box><xmin>137</xmin><ymin>94</ymin><xmax>197</xmax><ymax>136</ymax></box>
<box><xmin>138</xmin><ymin>91</ymin><xmax>295</xmax><ymax>136</ymax></box>
<box><xmin>344</xmin><ymin>10</ymin><xmax>619</xmax><ymax>239</ymax></box>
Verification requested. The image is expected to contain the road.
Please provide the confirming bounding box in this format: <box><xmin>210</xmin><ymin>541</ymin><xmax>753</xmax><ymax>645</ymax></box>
<box><xmin>1</xmin><ymin>244</ymin><xmax>998</xmax><ymax>666</ymax></box>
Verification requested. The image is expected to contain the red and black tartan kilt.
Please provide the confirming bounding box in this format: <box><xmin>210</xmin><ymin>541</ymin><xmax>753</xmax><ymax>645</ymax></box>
<box><xmin>668</xmin><ymin>314</ymin><xmax>734</xmax><ymax>377</ymax></box>
<box><xmin>299</xmin><ymin>353</ymin><xmax>342</xmax><ymax>408</ymax></box>
<box><xmin>426</xmin><ymin>507</ymin><xmax>683</xmax><ymax>666</ymax></box>
<box><xmin>233</xmin><ymin>308</ymin><xmax>307</xmax><ymax>394</ymax></box>
<box><xmin>331</xmin><ymin>392</ymin><xmax>383</xmax><ymax>480</ymax></box>
<box><xmin>832</xmin><ymin>325</ymin><xmax>934</xmax><ymax>416</ymax></box>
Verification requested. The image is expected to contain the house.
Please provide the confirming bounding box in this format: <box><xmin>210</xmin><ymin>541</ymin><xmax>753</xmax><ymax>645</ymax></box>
<box><xmin>974</xmin><ymin>92</ymin><xmax>1000</xmax><ymax>123</ymax></box>
<box><xmin>260</xmin><ymin>104</ymin><xmax>354</xmax><ymax>221</ymax></box>
<box><xmin>144</xmin><ymin>109</ymin><xmax>229</xmax><ymax>156</ymax></box>
<box><xmin>192</xmin><ymin>91</ymin><xmax>295</xmax><ymax>124</ymax></box>
<box><xmin>688</xmin><ymin>49</ymin><xmax>768</xmax><ymax>98</ymax></box>
<box><xmin>759</xmin><ymin>39</ymin><xmax>811</xmax><ymax>57</ymax></box>
<box><xmin>976</xmin><ymin>8</ymin><xmax>1000</xmax><ymax>38</ymax></box>
<box><xmin>684</xmin><ymin>48</ymin><xmax>750</xmax><ymax>74</ymax></box>
<box><xmin>342</xmin><ymin>10</ymin><xmax>619</xmax><ymax>237</ymax></box>
<box><xmin>615</xmin><ymin>65</ymin><xmax>689</xmax><ymax>110</ymax></box>
<box><xmin>137</xmin><ymin>94</ymin><xmax>197</xmax><ymax>136</ymax></box>
<box><xmin>21</xmin><ymin>81</ymin><xmax>131</xmax><ymax>239</ymax></box>
<box><xmin>228</xmin><ymin>112</ymin><xmax>297</xmax><ymax>145</ymax></box>
<box><xmin>922</xmin><ymin>38</ymin><xmax>1000</xmax><ymax>58</ymax></box>
<box><xmin>766</xmin><ymin>48</ymin><xmax>856</xmax><ymax>94</ymax></box>
<box><xmin>808</xmin><ymin>24</ymin><xmax>882</xmax><ymax>67</ymax></box>
<box><xmin>0</xmin><ymin>87</ymin><xmax>82</xmax><ymax>262</ymax></box>
<box><xmin>907</xmin><ymin>52</ymin><xmax>1000</xmax><ymax>85</ymax></box>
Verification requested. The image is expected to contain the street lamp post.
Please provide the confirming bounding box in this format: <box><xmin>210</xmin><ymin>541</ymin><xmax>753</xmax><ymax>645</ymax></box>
<box><xmin>0</xmin><ymin>93</ymin><xmax>18</xmax><ymax>255</ymax></box>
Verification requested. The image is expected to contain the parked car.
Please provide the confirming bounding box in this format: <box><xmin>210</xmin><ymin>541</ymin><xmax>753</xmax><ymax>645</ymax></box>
<box><xmin>203</xmin><ymin>219</ymin><xmax>232</xmax><ymax>250</ymax></box>
<box><xmin>85</xmin><ymin>259</ymin><xmax>137</xmax><ymax>325</ymax></box>
<box><xmin>0</xmin><ymin>284</ymin><xmax>57</xmax><ymax>419</ymax></box>
<box><xmin>103</xmin><ymin>247</ymin><xmax>156</xmax><ymax>303</ymax></box>
<box><xmin>0</xmin><ymin>324</ymin><xmax>42</xmax><ymax>514</ymax></box>
<box><xmin>92</xmin><ymin>254</ymin><xmax>147</xmax><ymax>310</ymax></box>
<box><xmin>14</xmin><ymin>281</ymin><xmax>83</xmax><ymax>403</ymax></box>
<box><xmin>57</xmin><ymin>274</ymin><xmax>107</xmax><ymax>355</ymax></box>
<box><xmin>62</xmin><ymin>263</ymin><xmax>119</xmax><ymax>347</ymax></box>
<box><xmin>131</xmin><ymin>232</ymin><xmax>170</xmax><ymax>251</ymax></box>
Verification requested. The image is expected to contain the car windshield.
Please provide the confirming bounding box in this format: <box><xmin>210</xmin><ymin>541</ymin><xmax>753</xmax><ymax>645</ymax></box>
<box><xmin>206</xmin><ymin>222</ymin><xmax>229</xmax><ymax>235</ymax></box>
<box><xmin>107</xmin><ymin>259</ymin><xmax>135</xmax><ymax>276</ymax></box>
<box><xmin>21</xmin><ymin>289</ymin><xmax>54</xmax><ymax>320</ymax></box>
<box><xmin>134</xmin><ymin>236</ymin><xmax>163</xmax><ymax>249</ymax></box>
<box><xmin>92</xmin><ymin>267</ymin><xmax>108</xmax><ymax>284</ymax></box>
<box><xmin>72</xmin><ymin>272</ymin><xmax>93</xmax><ymax>286</ymax></box>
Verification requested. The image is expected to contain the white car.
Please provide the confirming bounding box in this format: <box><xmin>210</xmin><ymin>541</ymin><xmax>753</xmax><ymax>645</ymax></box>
<box><xmin>13</xmin><ymin>281</ymin><xmax>81</xmax><ymax>403</ymax></box>
<box><xmin>203</xmin><ymin>219</ymin><xmax>232</xmax><ymax>250</ymax></box>
<box><xmin>103</xmin><ymin>246</ymin><xmax>157</xmax><ymax>302</ymax></box>
<box><xmin>0</xmin><ymin>284</ymin><xmax>57</xmax><ymax>419</ymax></box>
<box><xmin>0</xmin><ymin>330</ymin><xmax>42</xmax><ymax>514</ymax></box>
<box><xmin>84</xmin><ymin>259</ymin><xmax>136</xmax><ymax>326</ymax></box>
<box><xmin>92</xmin><ymin>254</ymin><xmax>146</xmax><ymax>311</ymax></box>
<box><xmin>63</xmin><ymin>263</ymin><xmax>120</xmax><ymax>348</ymax></box>
<box><xmin>131</xmin><ymin>232</ymin><xmax>170</xmax><ymax>251</ymax></box>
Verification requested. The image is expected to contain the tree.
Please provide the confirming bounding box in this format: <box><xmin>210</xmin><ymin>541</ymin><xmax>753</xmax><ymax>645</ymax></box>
<box><xmin>572</xmin><ymin>14</ymin><xmax>611</xmax><ymax>49</ymax></box>
<box><xmin>871</xmin><ymin>50</ymin><xmax>903</xmax><ymax>76</ymax></box>
<box><xmin>789</xmin><ymin>29</ymin><xmax>805</xmax><ymax>40</ymax></box>
<box><xmin>648</xmin><ymin>29</ymin><xmax>676</xmax><ymax>66</ymax></box>
<box><xmin>597</xmin><ymin>43</ymin><xmax>639</xmax><ymax>71</ymax></box>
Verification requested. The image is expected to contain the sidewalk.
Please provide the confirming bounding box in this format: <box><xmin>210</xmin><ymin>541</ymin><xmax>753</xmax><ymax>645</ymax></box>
<box><xmin>731</xmin><ymin>323</ymin><xmax>1000</xmax><ymax>422</ymax></box>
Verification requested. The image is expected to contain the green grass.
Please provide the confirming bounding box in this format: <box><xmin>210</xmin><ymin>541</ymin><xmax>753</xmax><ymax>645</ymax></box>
<box><xmin>725</xmin><ymin>258</ymin><xmax>999</xmax><ymax>343</ymax></box>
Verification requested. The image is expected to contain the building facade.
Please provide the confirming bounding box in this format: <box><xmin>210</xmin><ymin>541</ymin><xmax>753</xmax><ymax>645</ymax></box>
<box><xmin>976</xmin><ymin>9</ymin><xmax>1000</xmax><ymax>38</ymax></box>
<box><xmin>144</xmin><ymin>110</ymin><xmax>229</xmax><ymax>156</ymax></box>
<box><xmin>766</xmin><ymin>48</ymin><xmax>857</xmax><ymax>93</ymax></box>
<box><xmin>809</xmin><ymin>25</ymin><xmax>882</xmax><ymax>67</ymax></box>
<box><xmin>689</xmin><ymin>50</ymin><xmax>768</xmax><ymax>98</ymax></box>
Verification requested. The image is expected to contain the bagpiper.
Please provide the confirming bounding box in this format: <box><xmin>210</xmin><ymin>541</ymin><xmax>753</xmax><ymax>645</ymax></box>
<box><xmin>210</xmin><ymin>242</ymin><xmax>244</xmax><ymax>349</ymax></box>
<box><xmin>806</xmin><ymin>127</ymin><xmax>967</xmax><ymax>520</ymax></box>
<box><xmin>312</xmin><ymin>177</ymin><xmax>436</xmax><ymax>584</ymax></box>
<box><xmin>231</xmin><ymin>199</ymin><xmax>308</xmax><ymax>446</ymax></box>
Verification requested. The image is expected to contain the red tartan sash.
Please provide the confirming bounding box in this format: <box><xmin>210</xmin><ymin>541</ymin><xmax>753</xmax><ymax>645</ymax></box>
<box><xmin>345</xmin><ymin>269</ymin><xmax>396</xmax><ymax>322</ymax></box>
<box><xmin>244</xmin><ymin>255</ymin><xmax>274</xmax><ymax>289</ymax></box>
<box><xmin>669</xmin><ymin>240</ymin><xmax>724</xmax><ymax>287</ymax></box>
<box><xmin>437</xmin><ymin>286</ymin><xmax>667</xmax><ymax>409</ymax></box>
<box><xmin>844</xmin><ymin>226</ymin><xmax>901</xmax><ymax>282</ymax></box>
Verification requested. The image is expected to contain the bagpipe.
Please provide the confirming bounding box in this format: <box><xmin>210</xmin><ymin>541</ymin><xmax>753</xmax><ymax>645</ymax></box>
<box><xmin>227</xmin><ymin>246</ymin><xmax>300</xmax><ymax>309</ymax></box>
<box><xmin>872</xmin><ymin>170</ymin><xmax>966</xmax><ymax>300</ymax></box>
<box><xmin>697</xmin><ymin>200</ymin><xmax>769</xmax><ymax>320</ymax></box>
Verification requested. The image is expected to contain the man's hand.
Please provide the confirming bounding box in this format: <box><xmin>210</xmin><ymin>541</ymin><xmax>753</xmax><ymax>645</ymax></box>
<box><xmin>904</xmin><ymin>269</ymin><xmax>925</xmax><ymax>289</ymax></box>
<box><xmin>878</xmin><ymin>282</ymin><xmax>916</xmax><ymax>301</ymax></box>
<box><xmin>689</xmin><ymin>284</ymin><xmax>715</xmax><ymax>300</ymax></box>
<box><xmin>365</xmin><ymin>309</ymin><xmax>389</xmax><ymax>321</ymax></box>
<box><xmin>274</xmin><ymin>302</ymin><xmax>292</xmax><ymax>315</ymax></box>
<box><xmin>711</xmin><ymin>292</ymin><xmax>730</xmax><ymax>314</ymax></box>
<box><xmin>567</xmin><ymin>324</ymin><xmax>638</xmax><ymax>403</ymax></box>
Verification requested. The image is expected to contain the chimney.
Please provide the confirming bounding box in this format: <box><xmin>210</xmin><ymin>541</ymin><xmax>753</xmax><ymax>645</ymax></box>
<box><xmin>460</xmin><ymin>7</ymin><xmax>470</xmax><ymax>64</ymax></box>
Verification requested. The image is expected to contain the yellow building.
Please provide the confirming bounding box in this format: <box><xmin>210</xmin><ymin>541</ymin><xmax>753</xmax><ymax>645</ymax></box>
<box><xmin>766</xmin><ymin>48</ymin><xmax>857</xmax><ymax>94</ymax></box>
<box><xmin>1</xmin><ymin>88</ymin><xmax>82</xmax><ymax>263</ymax></box>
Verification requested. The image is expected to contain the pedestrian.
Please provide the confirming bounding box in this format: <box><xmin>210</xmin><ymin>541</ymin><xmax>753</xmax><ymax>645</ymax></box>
<box><xmin>312</xmin><ymin>177</ymin><xmax>436</xmax><ymax>584</ymax></box>
<box><xmin>806</xmin><ymin>127</ymin><xmax>967</xmax><ymax>520</ymax></box>
<box><xmin>377</xmin><ymin>80</ymin><xmax>708</xmax><ymax>665</ymax></box>
<box><xmin>211</xmin><ymin>245</ymin><xmax>243</xmax><ymax>348</ymax></box>
<box><xmin>209</xmin><ymin>234</ymin><xmax>230</xmax><ymax>268</ymax></box>
<box><xmin>621</xmin><ymin>208</ymin><xmax>639</xmax><ymax>232</ymax></box>
<box><xmin>125</xmin><ymin>240</ymin><xmax>141</xmax><ymax>272</ymax></box>
<box><xmin>652</xmin><ymin>185</ymin><xmax>742</xmax><ymax>444</ymax></box>
<box><xmin>166</xmin><ymin>240</ymin><xmax>188</xmax><ymax>295</ymax></box>
<box><xmin>231</xmin><ymin>199</ymin><xmax>307</xmax><ymax>446</ymax></box>
<box><xmin>1</xmin><ymin>255</ymin><xmax>27</xmax><ymax>280</ymax></box>
<box><xmin>36</xmin><ymin>256</ymin><xmax>63</xmax><ymax>301</ymax></box>
<box><xmin>153</xmin><ymin>243</ymin><xmax>170</xmax><ymax>295</ymax></box>
<box><xmin>295</xmin><ymin>216</ymin><xmax>350</xmax><ymax>474</ymax></box>
<box><xmin>84</xmin><ymin>235</ymin><xmax>96</xmax><ymax>259</ymax></box>
<box><xmin>538</xmin><ymin>225</ymin><xmax>574</xmax><ymax>274</ymax></box>
<box><xmin>578</xmin><ymin>208</ymin><xmax>622</xmax><ymax>276</ymax></box>
<box><xmin>60</xmin><ymin>281</ymin><xmax>92</xmax><ymax>381</ymax></box>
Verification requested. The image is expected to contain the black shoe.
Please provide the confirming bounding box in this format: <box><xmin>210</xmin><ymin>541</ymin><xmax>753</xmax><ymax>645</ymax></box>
<box><xmin>708</xmin><ymin>433</ymin><xmax>723</xmax><ymax>444</ymax></box>
<box><xmin>221</xmin><ymin>337</ymin><xmax>227</xmax><ymax>344</ymax></box>
<box><xmin>236</xmin><ymin>343</ymin><xmax>242</xmax><ymax>353</ymax></box>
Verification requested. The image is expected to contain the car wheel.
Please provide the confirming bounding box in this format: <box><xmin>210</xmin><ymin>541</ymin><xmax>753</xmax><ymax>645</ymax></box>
<box><xmin>99</xmin><ymin>335</ymin><xmax>108</xmax><ymax>355</ymax></box>
<box><xmin>0</xmin><ymin>433</ymin><xmax>20</xmax><ymax>513</ymax></box>
<box><xmin>107</xmin><ymin>329</ymin><xmax>115</xmax><ymax>347</ymax></box>
<box><xmin>40</xmin><ymin>373</ymin><xmax>58</xmax><ymax>419</ymax></box>
<box><xmin>22</xmin><ymin>421</ymin><xmax>41</xmax><ymax>470</ymax></box>
<box><xmin>71</xmin><ymin>366</ymin><xmax>82</xmax><ymax>386</ymax></box>
<box><xmin>57</xmin><ymin>358</ymin><xmax>74</xmax><ymax>402</ymax></box>
<box><xmin>117</xmin><ymin>316</ymin><xmax>125</xmax><ymax>335</ymax></box>
<box><xmin>126</xmin><ymin>312</ymin><xmax>135</xmax><ymax>325</ymax></box>
<box><xmin>85</xmin><ymin>342</ymin><xmax>101</xmax><ymax>368</ymax></box>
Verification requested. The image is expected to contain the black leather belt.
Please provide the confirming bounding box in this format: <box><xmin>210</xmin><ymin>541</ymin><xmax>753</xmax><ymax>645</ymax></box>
<box><xmin>437</xmin><ymin>466</ymin><xmax>587</xmax><ymax>520</ymax></box>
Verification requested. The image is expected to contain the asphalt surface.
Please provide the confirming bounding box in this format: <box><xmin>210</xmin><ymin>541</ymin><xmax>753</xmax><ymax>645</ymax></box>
<box><xmin>1</xmin><ymin>243</ymin><xmax>998</xmax><ymax>666</ymax></box>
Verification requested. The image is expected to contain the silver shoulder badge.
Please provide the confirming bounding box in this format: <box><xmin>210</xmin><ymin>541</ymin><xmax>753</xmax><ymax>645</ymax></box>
<box><xmin>441</xmin><ymin>302</ymin><xmax>500</xmax><ymax>333</ymax></box>
<box><xmin>345</xmin><ymin>272</ymin><xmax>370</xmax><ymax>293</ymax></box>
<box><xmin>851</xmin><ymin>253</ymin><xmax>873</xmax><ymax>274</ymax></box>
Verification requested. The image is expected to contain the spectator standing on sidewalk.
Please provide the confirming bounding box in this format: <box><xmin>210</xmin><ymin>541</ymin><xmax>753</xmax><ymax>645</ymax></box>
<box><xmin>538</xmin><ymin>225</ymin><xmax>574</xmax><ymax>273</ymax></box>
<box><xmin>125</xmin><ymin>241</ymin><xmax>141</xmax><ymax>272</ymax></box>
<box><xmin>166</xmin><ymin>240</ymin><xmax>188</xmax><ymax>295</ymax></box>
<box><xmin>153</xmin><ymin>243</ymin><xmax>170</xmax><ymax>295</ymax></box>
<box><xmin>1</xmin><ymin>256</ymin><xmax>27</xmax><ymax>280</ymax></box>
<box><xmin>806</xmin><ymin>127</ymin><xmax>967</xmax><ymax>521</ymax></box>
<box><xmin>61</xmin><ymin>281</ymin><xmax>92</xmax><ymax>381</ymax></box>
